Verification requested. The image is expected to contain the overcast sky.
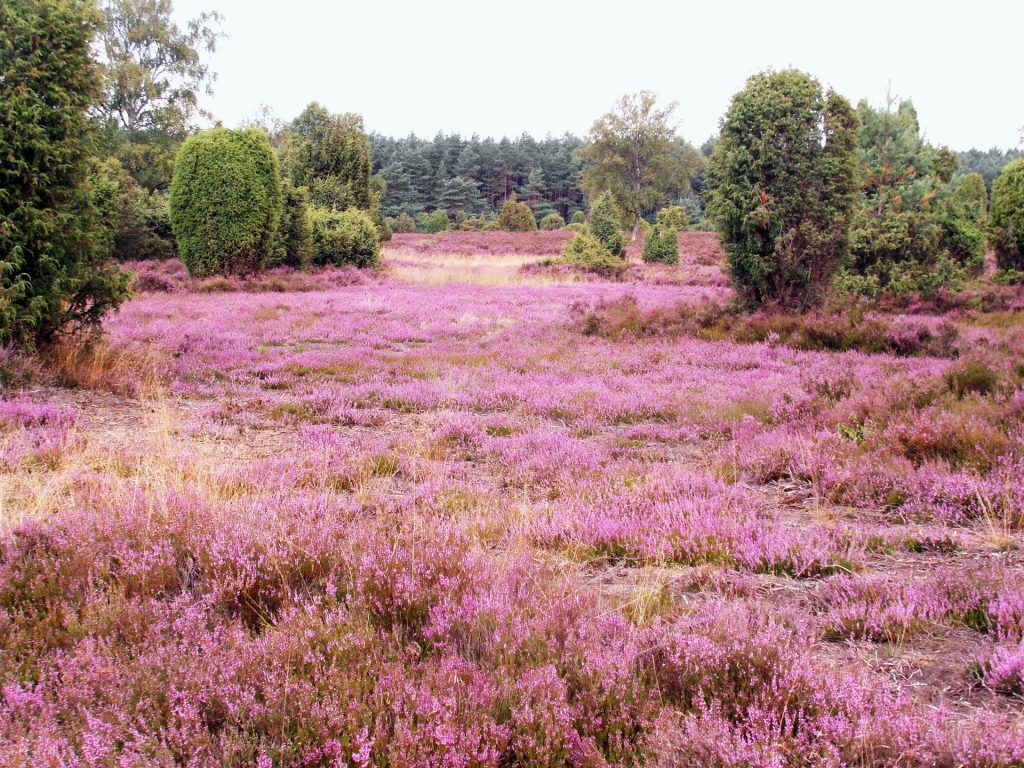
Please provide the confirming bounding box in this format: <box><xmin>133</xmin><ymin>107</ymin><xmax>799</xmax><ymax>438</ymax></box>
<box><xmin>172</xmin><ymin>0</ymin><xmax>1023</xmax><ymax>151</ymax></box>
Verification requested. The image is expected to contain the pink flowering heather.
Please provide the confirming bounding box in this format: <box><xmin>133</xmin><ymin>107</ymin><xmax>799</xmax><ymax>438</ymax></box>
<box><xmin>2</xmin><ymin>235</ymin><xmax>1023</xmax><ymax>765</ymax></box>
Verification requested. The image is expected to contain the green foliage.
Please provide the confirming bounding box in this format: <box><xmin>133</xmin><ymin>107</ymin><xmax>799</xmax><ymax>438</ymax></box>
<box><xmin>559</xmin><ymin>231</ymin><xmax>626</xmax><ymax>276</ymax></box>
<box><xmin>90</xmin><ymin>157</ymin><xmax>175</xmax><ymax>261</ymax></box>
<box><xmin>569</xmin><ymin>210</ymin><xmax>586</xmax><ymax>225</ymax></box>
<box><xmin>0</xmin><ymin>0</ymin><xmax>131</xmax><ymax>346</ymax></box>
<box><xmin>272</xmin><ymin>181</ymin><xmax>313</xmax><ymax>269</ymax></box>
<box><xmin>642</xmin><ymin>229</ymin><xmax>679</xmax><ymax>264</ymax></box>
<box><xmin>369</xmin><ymin>173</ymin><xmax>391</xmax><ymax>242</ymax></box>
<box><xmin>421</xmin><ymin>210</ymin><xmax>451</xmax><ymax>233</ymax></box>
<box><xmin>498</xmin><ymin>194</ymin><xmax>537</xmax><ymax>231</ymax></box>
<box><xmin>589</xmin><ymin>192</ymin><xmax>626</xmax><ymax>257</ymax></box>
<box><xmin>459</xmin><ymin>215</ymin><xmax>497</xmax><ymax>231</ymax></box>
<box><xmin>579</xmin><ymin>91</ymin><xmax>699</xmax><ymax>236</ymax></box>
<box><xmin>844</xmin><ymin>100</ymin><xmax>988</xmax><ymax>297</ymax></box>
<box><xmin>285</xmin><ymin>103</ymin><xmax>371</xmax><ymax>212</ymax></box>
<box><xmin>655</xmin><ymin>205</ymin><xmax>689</xmax><ymax>232</ymax></box>
<box><xmin>952</xmin><ymin>173</ymin><xmax>988</xmax><ymax>225</ymax></box>
<box><xmin>706</xmin><ymin>69</ymin><xmax>859</xmax><ymax>309</ymax></box>
<box><xmin>393</xmin><ymin>213</ymin><xmax>417</xmax><ymax>233</ymax></box>
<box><xmin>539</xmin><ymin>212</ymin><xmax>566</xmax><ymax>230</ymax></box>
<box><xmin>169</xmin><ymin>128</ymin><xmax>282</xmax><ymax>278</ymax></box>
<box><xmin>439</xmin><ymin>176</ymin><xmax>484</xmax><ymax>216</ymax></box>
<box><xmin>991</xmin><ymin>158</ymin><xmax>1024</xmax><ymax>270</ymax></box>
<box><xmin>310</xmin><ymin>208</ymin><xmax>380</xmax><ymax>268</ymax></box>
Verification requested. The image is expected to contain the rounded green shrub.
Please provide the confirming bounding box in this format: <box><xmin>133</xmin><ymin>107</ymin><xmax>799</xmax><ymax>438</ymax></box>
<box><xmin>310</xmin><ymin>207</ymin><xmax>380</xmax><ymax>268</ymax></box>
<box><xmin>569</xmin><ymin>210</ymin><xmax>586</xmax><ymax>225</ymax></box>
<box><xmin>421</xmin><ymin>210</ymin><xmax>451</xmax><ymax>233</ymax></box>
<box><xmin>169</xmin><ymin>128</ymin><xmax>282</xmax><ymax>277</ymax></box>
<box><xmin>589</xmin><ymin>192</ymin><xmax>626</xmax><ymax>257</ymax></box>
<box><xmin>498</xmin><ymin>194</ymin><xmax>537</xmax><ymax>232</ymax></box>
<box><xmin>642</xmin><ymin>229</ymin><xmax>679</xmax><ymax>264</ymax></box>
<box><xmin>539</xmin><ymin>212</ymin><xmax>566</xmax><ymax>230</ymax></box>
<box><xmin>991</xmin><ymin>158</ymin><xmax>1024</xmax><ymax>271</ymax></box>
<box><xmin>655</xmin><ymin>205</ymin><xmax>689</xmax><ymax>232</ymax></box>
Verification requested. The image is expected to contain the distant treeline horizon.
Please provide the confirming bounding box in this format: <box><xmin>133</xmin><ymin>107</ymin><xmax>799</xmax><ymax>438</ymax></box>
<box><xmin>369</xmin><ymin>130</ymin><xmax>1021</xmax><ymax>225</ymax></box>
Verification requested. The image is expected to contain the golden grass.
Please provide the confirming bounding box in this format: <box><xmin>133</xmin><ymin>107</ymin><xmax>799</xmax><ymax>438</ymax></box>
<box><xmin>383</xmin><ymin>247</ymin><xmax>580</xmax><ymax>285</ymax></box>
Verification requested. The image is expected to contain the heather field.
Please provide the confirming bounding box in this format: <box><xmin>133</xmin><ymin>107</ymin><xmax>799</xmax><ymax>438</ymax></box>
<box><xmin>2</xmin><ymin>233</ymin><xmax>1024</xmax><ymax>766</ymax></box>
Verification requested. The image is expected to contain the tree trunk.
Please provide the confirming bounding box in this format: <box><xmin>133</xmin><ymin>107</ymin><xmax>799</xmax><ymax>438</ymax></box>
<box><xmin>631</xmin><ymin>214</ymin><xmax>641</xmax><ymax>242</ymax></box>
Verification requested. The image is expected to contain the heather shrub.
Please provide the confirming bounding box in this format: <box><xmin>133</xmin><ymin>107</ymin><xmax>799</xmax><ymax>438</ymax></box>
<box><xmin>539</xmin><ymin>212</ymin><xmax>566</xmax><ymax>230</ymax></box>
<box><xmin>270</xmin><ymin>179</ymin><xmax>313</xmax><ymax>269</ymax></box>
<box><xmin>310</xmin><ymin>207</ymin><xmax>380</xmax><ymax>268</ymax></box>
<box><xmin>991</xmin><ymin>158</ymin><xmax>1024</xmax><ymax>270</ymax></box>
<box><xmin>169</xmin><ymin>128</ymin><xmax>282</xmax><ymax>278</ymax></box>
<box><xmin>589</xmin><ymin>191</ymin><xmax>626</xmax><ymax>257</ymax></box>
<box><xmin>393</xmin><ymin>212</ymin><xmax>417</xmax><ymax>233</ymax></box>
<box><xmin>421</xmin><ymin>209</ymin><xmax>451</xmax><ymax>233</ymax></box>
<box><xmin>558</xmin><ymin>231</ymin><xmax>626</xmax><ymax>277</ymax></box>
<box><xmin>642</xmin><ymin>229</ymin><xmax>679</xmax><ymax>264</ymax></box>
<box><xmin>706</xmin><ymin>69</ymin><xmax>859</xmax><ymax>309</ymax></box>
<box><xmin>498</xmin><ymin>194</ymin><xmax>537</xmax><ymax>232</ymax></box>
<box><xmin>655</xmin><ymin>205</ymin><xmax>689</xmax><ymax>232</ymax></box>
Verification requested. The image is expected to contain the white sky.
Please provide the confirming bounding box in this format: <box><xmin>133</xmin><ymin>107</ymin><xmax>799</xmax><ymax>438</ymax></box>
<box><xmin>173</xmin><ymin>0</ymin><xmax>1023</xmax><ymax>151</ymax></box>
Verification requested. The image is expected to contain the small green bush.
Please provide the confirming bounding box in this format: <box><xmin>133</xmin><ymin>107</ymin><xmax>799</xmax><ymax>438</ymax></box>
<box><xmin>169</xmin><ymin>128</ymin><xmax>283</xmax><ymax>277</ymax></box>
<box><xmin>655</xmin><ymin>205</ymin><xmax>689</xmax><ymax>232</ymax></box>
<box><xmin>539</xmin><ymin>212</ymin><xmax>566</xmax><ymax>230</ymax></box>
<box><xmin>498</xmin><ymin>194</ymin><xmax>537</xmax><ymax>231</ymax></box>
<box><xmin>991</xmin><ymin>158</ymin><xmax>1024</xmax><ymax>271</ymax></box>
<box><xmin>393</xmin><ymin>212</ymin><xmax>417</xmax><ymax>233</ymax></box>
<box><xmin>310</xmin><ymin>207</ymin><xmax>380</xmax><ymax>268</ymax></box>
<box><xmin>421</xmin><ymin>210</ymin><xmax>451</xmax><ymax>233</ymax></box>
<box><xmin>589</xmin><ymin>192</ymin><xmax>626</xmax><ymax>257</ymax></box>
<box><xmin>559</xmin><ymin>231</ymin><xmax>626</xmax><ymax>276</ymax></box>
<box><xmin>566</xmin><ymin>222</ymin><xmax>586</xmax><ymax>232</ymax></box>
<box><xmin>569</xmin><ymin>210</ymin><xmax>586</xmax><ymax>225</ymax></box>
<box><xmin>642</xmin><ymin>229</ymin><xmax>679</xmax><ymax>264</ymax></box>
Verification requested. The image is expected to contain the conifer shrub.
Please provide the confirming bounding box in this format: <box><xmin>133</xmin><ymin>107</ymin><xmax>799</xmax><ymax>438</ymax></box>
<box><xmin>421</xmin><ymin>210</ymin><xmax>451</xmax><ymax>233</ymax></box>
<box><xmin>169</xmin><ymin>128</ymin><xmax>283</xmax><ymax>278</ymax></box>
<box><xmin>310</xmin><ymin>207</ymin><xmax>380</xmax><ymax>268</ymax></box>
<box><xmin>706</xmin><ymin>70</ymin><xmax>859</xmax><ymax>308</ymax></box>
<box><xmin>991</xmin><ymin>158</ymin><xmax>1024</xmax><ymax>271</ymax></box>
<box><xmin>655</xmin><ymin>205</ymin><xmax>689</xmax><ymax>232</ymax></box>
<box><xmin>539</xmin><ymin>212</ymin><xmax>566</xmax><ymax>230</ymax></box>
<box><xmin>569</xmin><ymin>210</ymin><xmax>586</xmax><ymax>225</ymax></box>
<box><xmin>589</xmin><ymin>192</ymin><xmax>626</xmax><ymax>257</ymax></box>
<box><xmin>643</xmin><ymin>229</ymin><xmax>679</xmax><ymax>264</ymax></box>
<box><xmin>272</xmin><ymin>181</ymin><xmax>313</xmax><ymax>269</ymax></box>
<box><xmin>0</xmin><ymin>0</ymin><xmax>131</xmax><ymax>346</ymax></box>
<box><xmin>498</xmin><ymin>194</ymin><xmax>537</xmax><ymax>232</ymax></box>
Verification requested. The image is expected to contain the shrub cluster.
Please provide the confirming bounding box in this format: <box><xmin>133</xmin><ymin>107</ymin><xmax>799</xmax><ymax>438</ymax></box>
<box><xmin>558</xmin><ymin>232</ymin><xmax>627</xmax><ymax>277</ymax></box>
<box><xmin>310</xmin><ymin>207</ymin><xmax>380</xmax><ymax>268</ymax></box>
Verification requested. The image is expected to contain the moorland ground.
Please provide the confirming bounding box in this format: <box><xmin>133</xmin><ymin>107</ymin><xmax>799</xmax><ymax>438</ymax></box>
<box><xmin>1</xmin><ymin>232</ymin><xmax>1023</xmax><ymax>765</ymax></box>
